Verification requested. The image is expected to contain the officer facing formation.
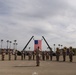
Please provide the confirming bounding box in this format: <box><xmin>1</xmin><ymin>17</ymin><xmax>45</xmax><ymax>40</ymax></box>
<box><xmin>56</xmin><ymin>48</ymin><xmax>60</xmax><ymax>61</ymax></box>
<box><xmin>62</xmin><ymin>47</ymin><xmax>67</xmax><ymax>62</ymax></box>
<box><xmin>35</xmin><ymin>46</ymin><xmax>40</xmax><ymax>66</ymax></box>
<box><xmin>69</xmin><ymin>47</ymin><xmax>74</xmax><ymax>62</ymax></box>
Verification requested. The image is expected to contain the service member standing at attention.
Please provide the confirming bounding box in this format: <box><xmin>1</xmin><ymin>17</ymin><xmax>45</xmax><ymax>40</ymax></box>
<box><xmin>32</xmin><ymin>51</ymin><xmax>35</xmax><ymax>60</ymax></box>
<box><xmin>62</xmin><ymin>47</ymin><xmax>67</xmax><ymax>62</ymax></box>
<box><xmin>69</xmin><ymin>47</ymin><xmax>74</xmax><ymax>62</ymax></box>
<box><xmin>14</xmin><ymin>50</ymin><xmax>17</xmax><ymax>60</ymax></box>
<box><xmin>35</xmin><ymin>46</ymin><xmax>40</xmax><ymax>66</ymax></box>
<box><xmin>1</xmin><ymin>49</ymin><xmax>5</xmax><ymax>61</ymax></box>
<box><xmin>21</xmin><ymin>51</ymin><xmax>24</xmax><ymax>60</ymax></box>
<box><xmin>56</xmin><ymin>48</ymin><xmax>60</xmax><ymax>61</ymax></box>
<box><xmin>49</xmin><ymin>48</ymin><xmax>53</xmax><ymax>61</ymax></box>
<box><xmin>8</xmin><ymin>50</ymin><xmax>12</xmax><ymax>60</ymax></box>
<box><xmin>42</xmin><ymin>51</ymin><xmax>45</xmax><ymax>61</ymax></box>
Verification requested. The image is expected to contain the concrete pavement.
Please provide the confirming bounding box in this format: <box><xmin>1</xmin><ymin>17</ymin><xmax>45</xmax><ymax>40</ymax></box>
<box><xmin>0</xmin><ymin>55</ymin><xmax>76</xmax><ymax>75</ymax></box>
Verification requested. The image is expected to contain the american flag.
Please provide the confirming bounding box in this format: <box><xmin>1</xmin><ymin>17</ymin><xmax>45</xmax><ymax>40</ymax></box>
<box><xmin>34</xmin><ymin>40</ymin><xmax>42</xmax><ymax>51</ymax></box>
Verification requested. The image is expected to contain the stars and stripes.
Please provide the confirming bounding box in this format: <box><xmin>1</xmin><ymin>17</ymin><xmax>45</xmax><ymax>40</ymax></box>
<box><xmin>34</xmin><ymin>40</ymin><xmax>42</xmax><ymax>51</ymax></box>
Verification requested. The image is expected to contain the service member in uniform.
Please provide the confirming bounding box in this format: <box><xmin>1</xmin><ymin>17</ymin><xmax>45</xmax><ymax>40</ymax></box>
<box><xmin>28</xmin><ymin>52</ymin><xmax>32</xmax><ymax>60</ymax></box>
<box><xmin>14</xmin><ymin>50</ymin><xmax>17</xmax><ymax>60</ymax></box>
<box><xmin>46</xmin><ymin>52</ymin><xmax>49</xmax><ymax>60</ymax></box>
<box><xmin>1</xmin><ymin>49</ymin><xmax>5</xmax><ymax>61</ymax></box>
<box><xmin>56</xmin><ymin>47</ymin><xmax>60</xmax><ymax>61</ymax></box>
<box><xmin>69</xmin><ymin>47</ymin><xmax>73</xmax><ymax>62</ymax></box>
<box><xmin>24</xmin><ymin>51</ymin><xmax>26</xmax><ymax>59</ymax></box>
<box><xmin>21</xmin><ymin>51</ymin><xmax>24</xmax><ymax>60</ymax></box>
<box><xmin>42</xmin><ymin>51</ymin><xmax>45</xmax><ymax>61</ymax></box>
<box><xmin>32</xmin><ymin>51</ymin><xmax>35</xmax><ymax>60</ymax></box>
<box><xmin>8</xmin><ymin>50</ymin><xmax>12</xmax><ymax>60</ymax></box>
<box><xmin>62</xmin><ymin>47</ymin><xmax>67</xmax><ymax>61</ymax></box>
<box><xmin>49</xmin><ymin>48</ymin><xmax>53</xmax><ymax>61</ymax></box>
<box><xmin>35</xmin><ymin>46</ymin><xmax>40</xmax><ymax>66</ymax></box>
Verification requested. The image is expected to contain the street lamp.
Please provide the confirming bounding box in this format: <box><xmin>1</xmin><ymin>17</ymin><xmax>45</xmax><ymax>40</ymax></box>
<box><xmin>14</xmin><ymin>40</ymin><xmax>17</xmax><ymax>43</ymax></box>
<box><xmin>13</xmin><ymin>40</ymin><xmax>17</xmax><ymax>54</ymax></box>
<box><xmin>58</xmin><ymin>44</ymin><xmax>60</xmax><ymax>49</ymax></box>
<box><xmin>53</xmin><ymin>44</ymin><xmax>56</xmax><ymax>52</ymax></box>
<box><xmin>1</xmin><ymin>39</ymin><xmax>3</xmax><ymax>49</ymax></box>
<box><xmin>7</xmin><ymin>40</ymin><xmax>9</xmax><ymax>54</ymax></box>
<box><xmin>29</xmin><ymin>47</ymin><xmax>30</xmax><ymax>50</ymax></box>
<box><xmin>61</xmin><ymin>45</ymin><xmax>63</xmax><ymax>49</ymax></box>
<box><xmin>9</xmin><ymin>41</ymin><xmax>12</xmax><ymax>49</ymax></box>
<box><xmin>16</xmin><ymin>43</ymin><xmax>18</xmax><ymax>50</ymax></box>
<box><xmin>7</xmin><ymin>40</ymin><xmax>9</xmax><ymax>49</ymax></box>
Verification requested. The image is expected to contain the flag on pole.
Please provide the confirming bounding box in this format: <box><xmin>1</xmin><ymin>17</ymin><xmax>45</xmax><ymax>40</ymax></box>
<box><xmin>34</xmin><ymin>40</ymin><xmax>42</xmax><ymax>51</ymax></box>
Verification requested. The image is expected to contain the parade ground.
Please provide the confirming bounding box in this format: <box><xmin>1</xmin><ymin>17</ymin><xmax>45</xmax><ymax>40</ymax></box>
<box><xmin>0</xmin><ymin>55</ymin><xmax>76</xmax><ymax>75</ymax></box>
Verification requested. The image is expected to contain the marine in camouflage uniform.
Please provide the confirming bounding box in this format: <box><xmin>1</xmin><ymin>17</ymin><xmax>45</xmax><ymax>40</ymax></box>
<box><xmin>8</xmin><ymin>50</ymin><xmax>12</xmax><ymax>60</ymax></box>
<box><xmin>28</xmin><ymin>52</ymin><xmax>32</xmax><ymax>60</ymax></box>
<box><xmin>21</xmin><ymin>51</ymin><xmax>24</xmax><ymax>60</ymax></box>
<box><xmin>35</xmin><ymin>47</ymin><xmax>40</xmax><ymax>66</ymax></box>
<box><xmin>1</xmin><ymin>49</ymin><xmax>5</xmax><ymax>61</ymax></box>
<box><xmin>42</xmin><ymin>51</ymin><xmax>45</xmax><ymax>61</ymax></box>
<box><xmin>46</xmin><ymin>52</ymin><xmax>49</xmax><ymax>60</ymax></box>
<box><xmin>24</xmin><ymin>51</ymin><xmax>26</xmax><ymax>59</ymax></box>
<box><xmin>56</xmin><ymin>48</ymin><xmax>60</xmax><ymax>61</ymax></box>
<box><xmin>62</xmin><ymin>47</ymin><xmax>67</xmax><ymax>62</ymax></box>
<box><xmin>49</xmin><ymin>48</ymin><xmax>53</xmax><ymax>61</ymax></box>
<box><xmin>69</xmin><ymin>47</ymin><xmax>73</xmax><ymax>62</ymax></box>
<box><xmin>14</xmin><ymin>50</ymin><xmax>17</xmax><ymax>60</ymax></box>
<box><xmin>32</xmin><ymin>51</ymin><xmax>35</xmax><ymax>60</ymax></box>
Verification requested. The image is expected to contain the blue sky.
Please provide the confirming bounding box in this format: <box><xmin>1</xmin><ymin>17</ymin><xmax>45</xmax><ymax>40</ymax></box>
<box><xmin>0</xmin><ymin>0</ymin><xmax>76</xmax><ymax>51</ymax></box>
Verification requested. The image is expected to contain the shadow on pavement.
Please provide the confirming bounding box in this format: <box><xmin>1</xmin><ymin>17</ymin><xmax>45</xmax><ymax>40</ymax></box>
<box><xmin>14</xmin><ymin>65</ymin><xmax>37</xmax><ymax>67</ymax></box>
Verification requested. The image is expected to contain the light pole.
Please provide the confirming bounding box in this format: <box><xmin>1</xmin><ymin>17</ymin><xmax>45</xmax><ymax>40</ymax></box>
<box><xmin>7</xmin><ymin>40</ymin><xmax>9</xmax><ymax>49</ymax></box>
<box><xmin>61</xmin><ymin>45</ymin><xmax>63</xmax><ymax>49</ymax></box>
<box><xmin>7</xmin><ymin>40</ymin><xmax>9</xmax><ymax>53</ymax></box>
<box><xmin>1</xmin><ymin>39</ymin><xmax>3</xmax><ymax>53</ymax></box>
<box><xmin>9</xmin><ymin>41</ymin><xmax>12</xmax><ymax>49</ymax></box>
<box><xmin>14</xmin><ymin>40</ymin><xmax>17</xmax><ymax>43</ymax></box>
<box><xmin>13</xmin><ymin>43</ymin><xmax>15</xmax><ymax>54</ymax></box>
<box><xmin>1</xmin><ymin>39</ymin><xmax>3</xmax><ymax>49</ymax></box>
<box><xmin>53</xmin><ymin>44</ymin><xmax>55</xmax><ymax>52</ymax></box>
<box><xmin>13</xmin><ymin>43</ymin><xmax>15</xmax><ymax>50</ymax></box>
<box><xmin>14</xmin><ymin>40</ymin><xmax>17</xmax><ymax>50</ymax></box>
<box><xmin>16</xmin><ymin>43</ymin><xmax>18</xmax><ymax>50</ymax></box>
<box><xmin>58</xmin><ymin>44</ymin><xmax>60</xmax><ymax>49</ymax></box>
<box><xmin>29</xmin><ymin>47</ymin><xmax>30</xmax><ymax>51</ymax></box>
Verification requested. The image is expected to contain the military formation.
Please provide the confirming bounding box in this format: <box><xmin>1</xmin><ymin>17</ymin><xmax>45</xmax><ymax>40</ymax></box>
<box><xmin>0</xmin><ymin>46</ymin><xmax>75</xmax><ymax>67</ymax></box>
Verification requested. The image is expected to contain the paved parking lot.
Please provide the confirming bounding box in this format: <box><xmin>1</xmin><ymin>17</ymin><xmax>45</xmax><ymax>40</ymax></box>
<box><xmin>0</xmin><ymin>55</ymin><xmax>76</xmax><ymax>75</ymax></box>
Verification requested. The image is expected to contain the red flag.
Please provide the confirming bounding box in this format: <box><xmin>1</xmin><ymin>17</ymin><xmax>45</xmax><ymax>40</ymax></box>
<box><xmin>34</xmin><ymin>40</ymin><xmax>42</xmax><ymax>51</ymax></box>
